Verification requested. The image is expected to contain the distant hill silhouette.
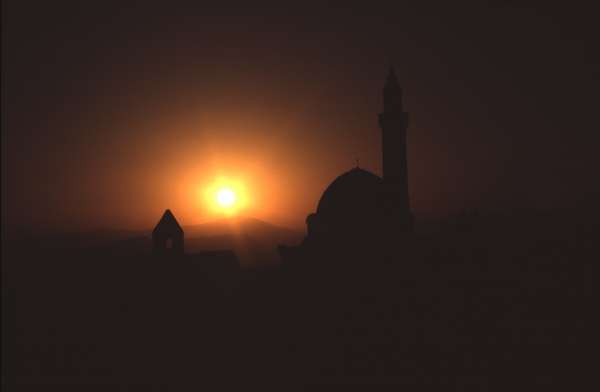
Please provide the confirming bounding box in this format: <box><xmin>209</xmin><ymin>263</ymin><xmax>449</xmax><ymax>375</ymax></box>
<box><xmin>184</xmin><ymin>216</ymin><xmax>303</xmax><ymax>266</ymax></box>
<box><xmin>184</xmin><ymin>216</ymin><xmax>300</xmax><ymax>239</ymax></box>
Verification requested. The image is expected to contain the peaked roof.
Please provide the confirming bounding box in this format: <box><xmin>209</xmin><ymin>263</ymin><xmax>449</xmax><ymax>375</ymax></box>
<box><xmin>152</xmin><ymin>209</ymin><xmax>183</xmax><ymax>234</ymax></box>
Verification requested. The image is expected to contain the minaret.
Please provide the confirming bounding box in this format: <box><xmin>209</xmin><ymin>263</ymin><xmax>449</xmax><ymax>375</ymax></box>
<box><xmin>378</xmin><ymin>67</ymin><xmax>411</xmax><ymax>228</ymax></box>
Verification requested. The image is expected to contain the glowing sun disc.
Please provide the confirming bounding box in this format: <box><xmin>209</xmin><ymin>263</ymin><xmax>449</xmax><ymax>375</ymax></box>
<box><xmin>216</xmin><ymin>188</ymin><xmax>236</xmax><ymax>208</ymax></box>
<box><xmin>202</xmin><ymin>176</ymin><xmax>248</xmax><ymax>216</ymax></box>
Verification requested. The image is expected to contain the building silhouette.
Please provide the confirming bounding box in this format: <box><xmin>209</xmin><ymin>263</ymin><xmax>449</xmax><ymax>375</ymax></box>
<box><xmin>152</xmin><ymin>209</ymin><xmax>184</xmax><ymax>256</ymax></box>
<box><xmin>281</xmin><ymin>68</ymin><xmax>413</xmax><ymax>261</ymax></box>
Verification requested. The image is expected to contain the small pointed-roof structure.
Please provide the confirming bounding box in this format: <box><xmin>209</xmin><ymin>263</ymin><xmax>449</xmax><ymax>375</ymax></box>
<box><xmin>153</xmin><ymin>209</ymin><xmax>183</xmax><ymax>235</ymax></box>
<box><xmin>152</xmin><ymin>209</ymin><xmax>184</xmax><ymax>256</ymax></box>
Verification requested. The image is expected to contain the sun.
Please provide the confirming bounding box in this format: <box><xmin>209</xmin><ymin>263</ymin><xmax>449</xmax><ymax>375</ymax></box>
<box><xmin>202</xmin><ymin>176</ymin><xmax>249</xmax><ymax>216</ymax></box>
<box><xmin>216</xmin><ymin>187</ymin><xmax>236</xmax><ymax>208</ymax></box>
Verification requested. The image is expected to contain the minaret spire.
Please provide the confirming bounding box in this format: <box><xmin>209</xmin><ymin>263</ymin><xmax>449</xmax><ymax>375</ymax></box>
<box><xmin>383</xmin><ymin>66</ymin><xmax>403</xmax><ymax>113</ymax></box>
<box><xmin>386</xmin><ymin>66</ymin><xmax>399</xmax><ymax>85</ymax></box>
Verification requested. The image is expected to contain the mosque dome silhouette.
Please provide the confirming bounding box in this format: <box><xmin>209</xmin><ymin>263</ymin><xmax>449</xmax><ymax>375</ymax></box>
<box><xmin>280</xmin><ymin>68</ymin><xmax>413</xmax><ymax>261</ymax></box>
<box><xmin>316</xmin><ymin>168</ymin><xmax>383</xmax><ymax>220</ymax></box>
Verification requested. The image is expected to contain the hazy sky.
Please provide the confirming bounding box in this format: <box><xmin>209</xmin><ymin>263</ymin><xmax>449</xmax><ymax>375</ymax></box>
<box><xmin>3</xmin><ymin>1</ymin><xmax>598</xmax><ymax>230</ymax></box>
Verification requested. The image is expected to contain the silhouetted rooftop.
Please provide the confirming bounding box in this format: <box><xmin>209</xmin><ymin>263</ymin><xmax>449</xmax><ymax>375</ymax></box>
<box><xmin>152</xmin><ymin>209</ymin><xmax>183</xmax><ymax>235</ymax></box>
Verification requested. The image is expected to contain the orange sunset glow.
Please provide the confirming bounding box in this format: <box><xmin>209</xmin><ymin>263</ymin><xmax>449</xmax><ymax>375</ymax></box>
<box><xmin>203</xmin><ymin>176</ymin><xmax>248</xmax><ymax>216</ymax></box>
<box><xmin>4</xmin><ymin>2</ymin><xmax>595</xmax><ymax>388</ymax></box>
<box><xmin>130</xmin><ymin>108</ymin><xmax>377</xmax><ymax>231</ymax></box>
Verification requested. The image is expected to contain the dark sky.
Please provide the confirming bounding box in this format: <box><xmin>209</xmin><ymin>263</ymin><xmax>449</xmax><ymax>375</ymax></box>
<box><xmin>2</xmin><ymin>1</ymin><xmax>599</xmax><ymax>230</ymax></box>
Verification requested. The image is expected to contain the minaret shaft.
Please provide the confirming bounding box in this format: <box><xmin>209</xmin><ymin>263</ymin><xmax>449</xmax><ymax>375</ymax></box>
<box><xmin>378</xmin><ymin>68</ymin><xmax>411</xmax><ymax>220</ymax></box>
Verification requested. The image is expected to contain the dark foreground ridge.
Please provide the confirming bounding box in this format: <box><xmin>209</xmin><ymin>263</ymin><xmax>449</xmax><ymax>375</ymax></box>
<box><xmin>2</xmin><ymin>209</ymin><xmax>594</xmax><ymax>390</ymax></box>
